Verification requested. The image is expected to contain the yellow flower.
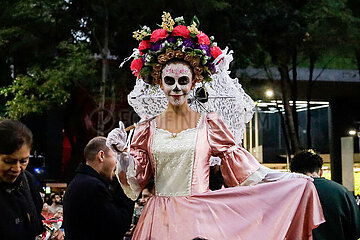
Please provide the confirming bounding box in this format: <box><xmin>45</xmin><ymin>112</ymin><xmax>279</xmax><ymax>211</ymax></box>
<box><xmin>161</xmin><ymin>11</ymin><xmax>175</xmax><ymax>32</ymax></box>
<box><xmin>187</xmin><ymin>22</ymin><xmax>200</xmax><ymax>35</ymax></box>
<box><xmin>133</xmin><ymin>30</ymin><xmax>143</xmax><ymax>41</ymax></box>
<box><xmin>132</xmin><ymin>26</ymin><xmax>151</xmax><ymax>41</ymax></box>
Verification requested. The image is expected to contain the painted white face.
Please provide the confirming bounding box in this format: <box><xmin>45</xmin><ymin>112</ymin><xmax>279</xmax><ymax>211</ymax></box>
<box><xmin>161</xmin><ymin>62</ymin><xmax>193</xmax><ymax>106</ymax></box>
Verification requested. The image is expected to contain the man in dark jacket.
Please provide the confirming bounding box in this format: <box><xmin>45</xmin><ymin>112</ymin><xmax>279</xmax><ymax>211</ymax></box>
<box><xmin>0</xmin><ymin>119</ymin><xmax>64</xmax><ymax>240</ymax></box>
<box><xmin>63</xmin><ymin>136</ymin><xmax>134</xmax><ymax>240</ymax></box>
<box><xmin>291</xmin><ymin>150</ymin><xmax>360</xmax><ymax>240</ymax></box>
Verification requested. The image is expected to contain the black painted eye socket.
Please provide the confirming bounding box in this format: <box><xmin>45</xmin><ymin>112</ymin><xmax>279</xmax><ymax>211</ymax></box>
<box><xmin>164</xmin><ymin>76</ymin><xmax>175</xmax><ymax>85</ymax></box>
<box><xmin>178</xmin><ymin>76</ymin><xmax>190</xmax><ymax>85</ymax></box>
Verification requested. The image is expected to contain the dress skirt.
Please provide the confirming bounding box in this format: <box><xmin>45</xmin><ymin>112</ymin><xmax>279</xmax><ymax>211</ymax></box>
<box><xmin>133</xmin><ymin>178</ymin><xmax>324</xmax><ymax>240</ymax></box>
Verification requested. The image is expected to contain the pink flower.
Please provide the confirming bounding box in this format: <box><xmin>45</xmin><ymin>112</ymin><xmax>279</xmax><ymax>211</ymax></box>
<box><xmin>150</xmin><ymin>29</ymin><xmax>169</xmax><ymax>42</ymax></box>
<box><xmin>130</xmin><ymin>58</ymin><xmax>143</xmax><ymax>77</ymax></box>
<box><xmin>138</xmin><ymin>40</ymin><xmax>151</xmax><ymax>52</ymax></box>
<box><xmin>171</xmin><ymin>25</ymin><xmax>190</xmax><ymax>38</ymax></box>
<box><xmin>210</xmin><ymin>46</ymin><xmax>222</xmax><ymax>59</ymax></box>
<box><xmin>197</xmin><ymin>31</ymin><xmax>210</xmax><ymax>45</ymax></box>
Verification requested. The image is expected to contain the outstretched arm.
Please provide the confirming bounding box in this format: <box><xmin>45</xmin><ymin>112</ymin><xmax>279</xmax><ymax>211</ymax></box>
<box><xmin>106</xmin><ymin>121</ymin><xmax>153</xmax><ymax>200</ymax></box>
<box><xmin>206</xmin><ymin>112</ymin><xmax>310</xmax><ymax>187</ymax></box>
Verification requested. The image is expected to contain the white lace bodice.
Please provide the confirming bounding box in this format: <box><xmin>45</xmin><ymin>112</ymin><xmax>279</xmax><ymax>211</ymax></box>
<box><xmin>152</xmin><ymin>125</ymin><xmax>199</xmax><ymax>197</ymax></box>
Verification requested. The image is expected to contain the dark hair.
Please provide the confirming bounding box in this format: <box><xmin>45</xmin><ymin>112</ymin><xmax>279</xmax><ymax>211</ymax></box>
<box><xmin>290</xmin><ymin>150</ymin><xmax>323</xmax><ymax>174</ymax></box>
<box><xmin>50</xmin><ymin>193</ymin><xmax>60</xmax><ymax>201</ymax></box>
<box><xmin>84</xmin><ymin>136</ymin><xmax>109</xmax><ymax>162</ymax></box>
<box><xmin>0</xmin><ymin>119</ymin><xmax>33</xmax><ymax>155</ymax></box>
<box><xmin>144</xmin><ymin>179</ymin><xmax>154</xmax><ymax>192</ymax></box>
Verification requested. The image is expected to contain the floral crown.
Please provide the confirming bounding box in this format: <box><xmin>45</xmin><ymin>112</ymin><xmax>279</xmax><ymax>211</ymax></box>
<box><xmin>129</xmin><ymin>12</ymin><xmax>223</xmax><ymax>85</ymax></box>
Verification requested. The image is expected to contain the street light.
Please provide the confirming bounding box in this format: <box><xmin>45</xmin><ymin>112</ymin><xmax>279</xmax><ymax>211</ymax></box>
<box><xmin>265</xmin><ymin>89</ymin><xmax>274</xmax><ymax>98</ymax></box>
<box><xmin>349</xmin><ymin>130</ymin><xmax>356</xmax><ymax>136</ymax></box>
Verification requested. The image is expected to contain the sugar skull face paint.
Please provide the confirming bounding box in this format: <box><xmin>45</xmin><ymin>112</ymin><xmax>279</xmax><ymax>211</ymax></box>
<box><xmin>161</xmin><ymin>62</ymin><xmax>193</xmax><ymax>106</ymax></box>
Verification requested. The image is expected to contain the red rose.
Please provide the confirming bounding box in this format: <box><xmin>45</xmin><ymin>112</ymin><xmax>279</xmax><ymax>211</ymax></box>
<box><xmin>197</xmin><ymin>31</ymin><xmax>210</xmax><ymax>45</ymax></box>
<box><xmin>210</xmin><ymin>46</ymin><xmax>222</xmax><ymax>59</ymax></box>
<box><xmin>171</xmin><ymin>25</ymin><xmax>190</xmax><ymax>38</ymax></box>
<box><xmin>150</xmin><ymin>29</ymin><xmax>169</xmax><ymax>42</ymax></box>
<box><xmin>139</xmin><ymin>40</ymin><xmax>151</xmax><ymax>52</ymax></box>
<box><xmin>130</xmin><ymin>58</ymin><xmax>143</xmax><ymax>77</ymax></box>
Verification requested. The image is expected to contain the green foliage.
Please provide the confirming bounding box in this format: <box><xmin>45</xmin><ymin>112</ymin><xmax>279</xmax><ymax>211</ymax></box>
<box><xmin>2</xmin><ymin>0</ymin><xmax>360</xmax><ymax>120</ymax></box>
<box><xmin>0</xmin><ymin>0</ymin><xmax>77</xmax><ymax>77</ymax></box>
<box><xmin>0</xmin><ymin>42</ymin><xmax>96</xmax><ymax>119</ymax></box>
<box><xmin>298</xmin><ymin>55</ymin><xmax>357</xmax><ymax>69</ymax></box>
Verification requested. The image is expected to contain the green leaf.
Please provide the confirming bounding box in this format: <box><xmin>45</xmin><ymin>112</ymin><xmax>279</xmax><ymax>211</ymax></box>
<box><xmin>191</xmin><ymin>16</ymin><xmax>200</xmax><ymax>28</ymax></box>
<box><xmin>189</xmin><ymin>33</ymin><xmax>198</xmax><ymax>38</ymax></box>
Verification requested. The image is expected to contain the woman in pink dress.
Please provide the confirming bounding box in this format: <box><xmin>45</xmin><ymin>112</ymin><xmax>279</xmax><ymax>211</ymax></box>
<box><xmin>107</xmin><ymin>13</ymin><xmax>324</xmax><ymax>240</ymax></box>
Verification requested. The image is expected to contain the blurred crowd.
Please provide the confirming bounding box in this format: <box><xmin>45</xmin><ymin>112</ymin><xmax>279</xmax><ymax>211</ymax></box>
<box><xmin>36</xmin><ymin>192</ymin><xmax>65</xmax><ymax>240</ymax></box>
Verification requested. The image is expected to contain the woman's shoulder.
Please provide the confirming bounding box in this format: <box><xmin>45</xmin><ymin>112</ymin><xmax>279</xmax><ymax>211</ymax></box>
<box><xmin>131</xmin><ymin>115</ymin><xmax>156</xmax><ymax>142</ymax></box>
<box><xmin>204</xmin><ymin>112</ymin><xmax>223</xmax><ymax>124</ymax></box>
<box><xmin>135</xmin><ymin>115</ymin><xmax>156</xmax><ymax>129</ymax></box>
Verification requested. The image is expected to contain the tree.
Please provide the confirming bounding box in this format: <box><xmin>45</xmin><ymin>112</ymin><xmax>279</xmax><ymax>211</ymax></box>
<box><xmin>0</xmin><ymin>42</ymin><xmax>96</xmax><ymax>119</ymax></box>
<box><xmin>0</xmin><ymin>0</ymin><xmax>77</xmax><ymax>77</ymax></box>
<box><xmin>0</xmin><ymin>0</ymin><xmax>82</xmax><ymax>118</ymax></box>
<box><xmin>225</xmin><ymin>0</ymin><xmax>355</xmax><ymax>155</ymax></box>
<box><xmin>347</xmin><ymin>0</ymin><xmax>360</xmax><ymax>77</ymax></box>
<box><xmin>301</xmin><ymin>0</ymin><xmax>354</xmax><ymax>148</ymax></box>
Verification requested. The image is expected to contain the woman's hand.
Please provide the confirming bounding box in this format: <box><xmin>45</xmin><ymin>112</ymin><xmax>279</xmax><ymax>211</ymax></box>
<box><xmin>264</xmin><ymin>171</ymin><xmax>313</xmax><ymax>182</ymax></box>
<box><xmin>50</xmin><ymin>229</ymin><xmax>64</xmax><ymax>240</ymax></box>
<box><xmin>106</xmin><ymin>121</ymin><xmax>127</xmax><ymax>152</ymax></box>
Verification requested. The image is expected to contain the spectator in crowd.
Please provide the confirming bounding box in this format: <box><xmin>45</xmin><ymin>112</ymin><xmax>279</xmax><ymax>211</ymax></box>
<box><xmin>41</xmin><ymin>202</ymin><xmax>54</xmax><ymax>220</ymax></box>
<box><xmin>209</xmin><ymin>165</ymin><xmax>225</xmax><ymax>190</ymax></box>
<box><xmin>0</xmin><ymin>119</ymin><xmax>64</xmax><ymax>240</ymax></box>
<box><xmin>124</xmin><ymin>180</ymin><xmax>154</xmax><ymax>239</ymax></box>
<box><xmin>53</xmin><ymin>207</ymin><xmax>63</xmax><ymax>219</ymax></box>
<box><xmin>44</xmin><ymin>193</ymin><xmax>53</xmax><ymax>206</ymax></box>
<box><xmin>138</xmin><ymin>180</ymin><xmax>154</xmax><ymax>207</ymax></box>
<box><xmin>290</xmin><ymin>150</ymin><xmax>360</xmax><ymax>240</ymax></box>
<box><xmin>39</xmin><ymin>207</ymin><xmax>64</xmax><ymax>240</ymax></box>
<box><xmin>48</xmin><ymin>193</ymin><xmax>62</xmax><ymax>214</ymax></box>
<box><xmin>63</xmin><ymin>136</ymin><xmax>134</xmax><ymax>240</ymax></box>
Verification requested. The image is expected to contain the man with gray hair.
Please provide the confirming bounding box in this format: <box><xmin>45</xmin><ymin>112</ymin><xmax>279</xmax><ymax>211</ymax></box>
<box><xmin>63</xmin><ymin>136</ymin><xmax>133</xmax><ymax>240</ymax></box>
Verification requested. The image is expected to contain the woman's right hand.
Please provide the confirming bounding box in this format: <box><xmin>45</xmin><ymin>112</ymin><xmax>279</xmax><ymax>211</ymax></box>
<box><xmin>106</xmin><ymin>121</ymin><xmax>127</xmax><ymax>152</ymax></box>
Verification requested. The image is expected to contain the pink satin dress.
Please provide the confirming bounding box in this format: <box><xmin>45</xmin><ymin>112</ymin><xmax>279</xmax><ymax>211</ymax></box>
<box><xmin>127</xmin><ymin>112</ymin><xmax>324</xmax><ymax>240</ymax></box>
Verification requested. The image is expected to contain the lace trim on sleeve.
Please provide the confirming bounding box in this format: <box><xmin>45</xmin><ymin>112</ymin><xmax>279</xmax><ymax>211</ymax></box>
<box><xmin>116</xmin><ymin>153</ymin><xmax>142</xmax><ymax>201</ymax></box>
<box><xmin>239</xmin><ymin>165</ymin><xmax>268</xmax><ymax>186</ymax></box>
<box><xmin>125</xmin><ymin>156</ymin><xmax>142</xmax><ymax>201</ymax></box>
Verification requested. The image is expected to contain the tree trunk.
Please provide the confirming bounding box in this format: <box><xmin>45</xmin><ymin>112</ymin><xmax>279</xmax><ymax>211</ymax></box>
<box><xmin>97</xmin><ymin>2</ymin><xmax>109</xmax><ymax>136</ymax></box>
<box><xmin>277</xmin><ymin>104</ymin><xmax>292</xmax><ymax>161</ymax></box>
<box><xmin>291</xmin><ymin>50</ymin><xmax>299</xmax><ymax>139</ymax></box>
<box><xmin>355</xmin><ymin>48</ymin><xmax>360</xmax><ymax>78</ymax></box>
<box><xmin>278</xmin><ymin>64</ymin><xmax>300</xmax><ymax>154</ymax></box>
<box><xmin>306</xmin><ymin>54</ymin><xmax>315</xmax><ymax>149</ymax></box>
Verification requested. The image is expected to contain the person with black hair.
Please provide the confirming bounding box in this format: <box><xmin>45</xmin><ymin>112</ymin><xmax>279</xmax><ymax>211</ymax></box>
<box><xmin>0</xmin><ymin>119</ymin><xmax>64</xmax><ymax>240</ymax></box>
<box><xmin>48</xmin><ymin>193</ymin><xmax>63</xmax><ymax>214</ymax></box>
<box><xmin>291</xmin><ymin>150</ymin><xmax>360</xmax><ymax>240</ymax></box>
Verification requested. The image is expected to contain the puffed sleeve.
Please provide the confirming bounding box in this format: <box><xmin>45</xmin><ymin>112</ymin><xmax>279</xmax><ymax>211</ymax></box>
<box><xmin>122</xmin><ymin>121</ymin><xmax>153</xmax><ymax>200</ymax></box>
<box><xmin>206</xmin><ymin>112</ymin><xmax>265</xmax><ymax>187</ymax></box>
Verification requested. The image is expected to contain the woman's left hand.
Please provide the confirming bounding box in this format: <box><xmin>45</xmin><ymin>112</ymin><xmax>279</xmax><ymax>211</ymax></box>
<box><xmin>264</xmin><ymin>171</ymin><xmax>313</xmax><ymax>182</ymax></box>
<box><xmin>50</xmin><ymin>229</ymin><xmax>64</xmax><ymax>240</ymax></box>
